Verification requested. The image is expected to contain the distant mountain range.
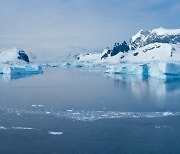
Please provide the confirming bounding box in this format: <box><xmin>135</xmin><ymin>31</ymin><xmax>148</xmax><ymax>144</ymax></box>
<box><xmin>0</xmin><ymin>27</ymin><xmax>180</xmax><ymax>78</ymax></box>
<box><xmin>0</xmin><ymin>27</ymin><xmax>180</xmax><ymax>64</ymax></box>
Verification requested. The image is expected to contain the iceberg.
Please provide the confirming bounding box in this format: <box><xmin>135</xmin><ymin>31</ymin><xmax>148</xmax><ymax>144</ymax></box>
<box><xmin>0</xmin><ymin>47</ymin><xmax>43</xmax><ymax>75</ymax></box>
<box><xmin>0</xmin><ymin>63</ymin><xmax>43</xmax><ymax>75</ymax></box>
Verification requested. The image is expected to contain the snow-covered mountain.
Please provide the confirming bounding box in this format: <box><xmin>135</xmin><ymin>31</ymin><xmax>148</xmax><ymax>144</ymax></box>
<box><xmin>101</xmin><ymin>42</ymin><xmax>129</xmax><ymax>59</ymax></box>
<box><xmin>122</xmin><ymin>43</ymin><xmax>180</xmax><ymax>63</ymax></box>
<box><xmin>75</xmin><ymin>28</ymin><xmax>180</xmax><ymax>79</ymax></box>
<box><xmin>78</xmin><ymin>28</ymin><xmax>180</xmax><ymax>63</ymax></box>
<box><xmin>130</xmin><ymin>27</ymin><xmax>180</xmax><ymax>50</ymax></box>
<box><xmin>78</xmin><ymin>43</ymin><xmax>180</xmax><ymax>64</ymax></box>
<box><xmin>28</xmin><ymin>46</ymin><xmax>101</xmax><ymax>62</ymax></box>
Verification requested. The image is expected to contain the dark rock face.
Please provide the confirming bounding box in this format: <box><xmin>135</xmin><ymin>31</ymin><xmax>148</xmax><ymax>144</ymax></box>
<box><xmin>101</xmin><ymin>53</ymin><xmax>109</xmax><ymax>59</ymax></box>
<box><xmin>130</xmin><ymin>30</ymin><xmax>180</xmax><ymax>50</ymax></box>
<box><xmin>111</xmin><ymin>41</ymin><xmax>130</xmax><ymax>56</ymax></box>
<box><xmin>101</xmin><ymin>41</ymin><xmax>130</xmax><ymax>59</ymax></box>
<box><xmin>101</xmin><ymin>48</ymin><xmax>111</xmax><ymax>59</ymax></box>
<box><xmin>101</xmin><ymin>47</ymin><xmax>111</xmax><ymax>59</ymax></box>
<box><xmin>18</xmin><ymin>50</ymin><xmax>29</xmax><ymax>62</ymax></box>
<box><xmin>133</xmin><ymin>52</ymin><xmax>138</xmax><ymax>56</ymax></box>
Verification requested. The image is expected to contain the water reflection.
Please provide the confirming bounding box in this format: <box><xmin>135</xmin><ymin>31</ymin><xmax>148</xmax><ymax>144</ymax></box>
<box><xmin>0</xmin><ymin>73</ymin><xmax>41</xmax><ymax>82</ymax></box>
<box><xmin>105</xmin><ymin>73</ymin><xmax>180</xmax><ymax>105</ymax></box>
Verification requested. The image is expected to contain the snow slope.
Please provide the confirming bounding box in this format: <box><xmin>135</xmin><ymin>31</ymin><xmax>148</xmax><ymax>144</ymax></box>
<box><xmin>123</xmin><ymin>43</ymin><xmax>180</xmax><ymax>63</ymax></box>
<box><xmin>28</xmin><ymin>46</ymin><xmax>100</xmax><ymax>62</ymax></box>
<box><xmin>0</xmin><ymin>47</ymin><xmax>29</xmax><ymax>63</ymax></box>
<box><xmin>78</xmin><ymin>43</ymin><xmax>180</xmax><ymax>64</ymax></box>
<box><xmin>130</xmin><ymin>27</ymin><xmax>180</xmax><ymax>50</ymax></box>
<box><xmin>151</xmin><ymin>27</ymin><xmax>180</xmax><ymax>36</ymax></box>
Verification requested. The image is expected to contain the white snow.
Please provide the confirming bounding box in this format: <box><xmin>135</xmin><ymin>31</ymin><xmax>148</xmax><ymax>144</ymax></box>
<box><xmin>151</xmin><ymin>27</ymin><xmax>180</xmax><ymax>36</ymax></box>
<box><xmin>131</xmin><ymin>29</ymin><xmax>149</xmax><ymax>42</ymax></box>
<box><xmin>123</xmin><ymin>43</ymin><xmax>180</xmax><ymax>63</ymax></box>
<box><xmin>0</xmin><ymin>47</ymin><xmax>26</xmax><ymax>63</ymax></box>
<box><xmin>78</xmin><ymin>51</ymin><xmax>126</xmax><ymax>65</ymax></box>
<box><xmin>78</xmin><ymin>43</ymin><xmax>180</xmax><ymax>64</ymax></box>
<box><xmin>131</xmin><ymin>27</ymin><xmax>180</xmax><ymax>43</ymax></box>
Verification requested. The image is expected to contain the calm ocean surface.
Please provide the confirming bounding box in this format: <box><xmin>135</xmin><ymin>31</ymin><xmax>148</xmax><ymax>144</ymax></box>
<box><xmin>0</xmin><ymin>67</ymin><xmax>180</xmax><ymax>154</ymax></box>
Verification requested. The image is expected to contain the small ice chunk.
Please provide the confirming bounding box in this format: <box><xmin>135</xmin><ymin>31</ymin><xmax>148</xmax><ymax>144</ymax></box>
<box><xmin>31</xmin><ymin>105</ymin><xmax>44</xmax><ymax>107</ymax></box>
<box><xmin>45</xmin><ymin>111</ymin><xmax>51</xmax><ymax>114</ymax></box>
<box><xmin>155</xmin><ymin>125</ymin><xmax>173</xmax><ymax>129</ymax></box>
<box><xmin>66</xmin><ymin>109</ymin><xmax>73</xmax><ymax>112</ymax></box>
<box><xmin>0</xmin><ymin>126</ymin><xmax>8</xmax><ymax>129</ymax></box>
<box><xmin>163</xmin><ymin>112</ymin><xmax>174</xmax><ymax>116</ymax></box>
<box><xmin>12</xmin><ymin>127</ymin><xmax>35</xmax><ymax>130</ymax></box>
<box><xmin>48</xmin><ymin>131</ymin><xmax>63</xmax><ymax>135</ymax></box>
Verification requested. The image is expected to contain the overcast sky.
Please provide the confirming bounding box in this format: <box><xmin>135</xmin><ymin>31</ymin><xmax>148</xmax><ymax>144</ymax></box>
<box><xmin>0</xmin><ymin>0</ymin><xmax>180</xmax><ymax>52</ymax></box>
